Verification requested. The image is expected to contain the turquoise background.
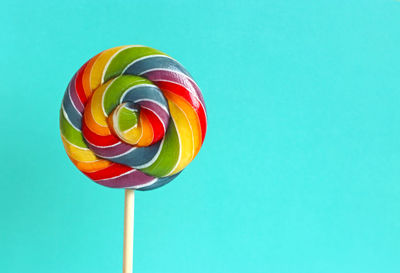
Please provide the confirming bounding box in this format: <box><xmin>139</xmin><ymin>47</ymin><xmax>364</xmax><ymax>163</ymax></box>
<box><xmin>1</xmin><ymin>0</ymin><xmax>400</xmax><ymax>272</ymax></box>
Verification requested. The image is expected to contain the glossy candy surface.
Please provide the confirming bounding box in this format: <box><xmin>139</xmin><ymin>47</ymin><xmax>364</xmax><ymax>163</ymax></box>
<box><xmin>60</xmin><ymin>46</ymin><xmax>207</xmax><ymax>190</ymax></box>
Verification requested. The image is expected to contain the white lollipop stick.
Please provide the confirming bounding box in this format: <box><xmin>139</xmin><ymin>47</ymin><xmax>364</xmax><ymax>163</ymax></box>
<box><xmin>123</xmin><ymin>189</ymin><xmax>135</xmax><ymax>273</ymax></box>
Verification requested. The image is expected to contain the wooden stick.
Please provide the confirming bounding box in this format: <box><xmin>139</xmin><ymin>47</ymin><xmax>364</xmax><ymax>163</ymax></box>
<box><xmin>123</xmin><ymin>189</ymin><xmax>135</xmax><ymax>273</ymax></box>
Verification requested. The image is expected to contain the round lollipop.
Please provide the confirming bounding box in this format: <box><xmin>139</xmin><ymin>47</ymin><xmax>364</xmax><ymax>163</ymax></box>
<box><xmin>60</xmin><ymin>45</ymin><xmax>207</xmax><ymax>272</ymax></box>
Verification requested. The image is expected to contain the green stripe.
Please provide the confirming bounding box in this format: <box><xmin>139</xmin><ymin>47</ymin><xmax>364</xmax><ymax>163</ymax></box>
<box><xmin>140</xmin><ymin>120</ymin><xmax>180</xmax><ymax>177</ymax></box>
<box><xmin>103</xmin><ymin>75</ymin><xmax>152</xmax><ymax>114</ymax></box>
<box><xmin>118</xmin><ymin>106</ymin><xmax>138</xmax><ymax>131</ymax></box>
<box><xmin>104</xmin><ymin>46</ymin><xmax>167</xmax><ymax>82</ymax></box>
<box><xmin>59</xmin><ymin>110</ymin><xmax>87</xmax><ymax>148</ymax></box>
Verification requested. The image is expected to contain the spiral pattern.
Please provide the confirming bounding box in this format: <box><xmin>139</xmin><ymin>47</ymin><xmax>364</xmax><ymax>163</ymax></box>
<box><xmin>60</xmin><ymin>46</ymin><xmax>207</xmax><ymax>190</ymax></box>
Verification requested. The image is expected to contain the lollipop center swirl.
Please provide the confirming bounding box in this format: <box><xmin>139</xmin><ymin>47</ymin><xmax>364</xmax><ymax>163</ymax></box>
<box><xmin>108</xmin><ymin>102</ymin><xmax>141</xmax><ymax>145</ymax></box>
<box><xmin>82</xmin><ymin>74</ymin><xmax>170</xmax><ymax>150</ymax></box>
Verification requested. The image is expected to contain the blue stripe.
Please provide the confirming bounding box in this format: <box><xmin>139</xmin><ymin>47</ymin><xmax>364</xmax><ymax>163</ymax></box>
<box><xmin>137</xmin><ymin>172</ymin><xmax>181</xmax><ymax>191</ymax></box>
<box><xmin>122</xmin><ymin>86</ymin><xmax>168</xmax><ymax>107</ymax></box>
<box><xmin>62</xmin><ymin>87</ymin><xmax>82</xmax><ymax>130</ymax></box>
<box><xmin>109</xmin><ymin>141</ymin><xmax>161</xmax><ymax>167</ymax></box>
<box><xmin>124</xmin><ymin>56</ymin><xmax>191</xmax><ymax>77</ymax></box>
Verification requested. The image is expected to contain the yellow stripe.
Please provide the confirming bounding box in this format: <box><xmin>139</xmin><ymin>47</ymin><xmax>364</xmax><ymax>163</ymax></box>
<box><xmin>167</xmin><ymin>100</ymin><xmax>194</xmax><ymax>175</ymax></box>
<box><xmin>165</xmin><ymin>92</ymin><xmax>202</xmax><ymax>156</ymax></box>
<box><xmin>62</xmin><ymin>135</ymin><xmax>111</xmax><ymax>172</ymax></box>
<box><xmin>137</xmin><ymin>112</ymin><xmax>154</xmax><ymax>146</ymax></box>
<box><xmin>70</xmin><ymin>157</ymin><xmax>111</xmax><ymax>172</ymax></box>
<box><xmin>84</xmin><ymin>100</ymin><xmax>111</xmax><ymax>136</ymax></box>
<box><xmin>121</xmin><ymin>119</ymin><xmax>142</xmax><ymax>145</ymax></box>
<box><xmin>82</xmin><ymin>82</ymin><xmax>115</xmax><ymax>136</ymax></box>
<box><xmin>61</xmin><ymin>136</ymin><xmax>98</xmax><ymax>162</ymax></box>
<box><xmin>91</xmin><ymin>83</ymin><xmax>109</xmax><ymax>126</ymax></box>
<box><xmin>82</xmin><ymin>54</ymin><xmax>99</xmax><ymax>97</ymax></box>
<box><xmin>90</xmin><ymin>46</ymin><xmax>127</xmax><ymax>90</ymax></box>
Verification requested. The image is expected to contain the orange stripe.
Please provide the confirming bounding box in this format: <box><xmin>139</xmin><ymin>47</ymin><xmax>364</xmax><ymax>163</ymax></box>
<box><xmin>70</xmin><ymin>157</ymin><xmax>111</xmax><ymax>172</ymax></box>
<box><xmin>83</xmin><ymin>100</ymin><xmax>112</xmax><ymax>136</ymax></box>
<box><xmin>61</xmin><ymin>136</ymin><xmax>96</xmax><ymax>162</ymax></box>
<box><xmin>164</xmin><ymin>91</ymin><xmax>202</xmax><ymax>155</ymax></box>
<box><xmin>166</xmin><ymin>100</ymin><xmax>194</xmax><ymax>175</ymax></box>
<box><xmin>137</xmin><ymin>112</ymin><xmax>154</xmax><ymax>147</ymax></box>
<box><xmin>90</xmin><ymin>46</ymin><xmax>127</xmax><ymax>90</ymax></box>
<box><xmin>82</xmin><ymin>53</ymin><xmax>100</xmax><ymax>98</ymax></box>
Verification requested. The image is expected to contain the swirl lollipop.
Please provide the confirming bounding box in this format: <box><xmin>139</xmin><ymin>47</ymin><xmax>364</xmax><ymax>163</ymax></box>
<box><xmin>60</xmin><ymin>45</ymin><xmax>207</xmax><ymax>272</ymax></box>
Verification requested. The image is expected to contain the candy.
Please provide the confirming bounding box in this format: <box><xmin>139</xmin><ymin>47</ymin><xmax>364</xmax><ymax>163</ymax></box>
<box><xmin>60</xmin><ymin>46</ymin><xmax>207</xmax><ymax>190</ymax></box>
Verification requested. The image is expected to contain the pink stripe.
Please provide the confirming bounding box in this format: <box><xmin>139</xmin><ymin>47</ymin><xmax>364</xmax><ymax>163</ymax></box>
<box><xmin>92</xmin><ymin>170</ymin><xmax>155</xmax><ymax>188</ymax></box>
<box><xmin>68</xmin><ymin>73</ymin><xmax>85</xmax><ymax>113</ymax></box>
<box><xmin>144</xmin><ymin>70</ymin><xmax>205</xmax><ymax>106</ymax></box>
<box><xmin>139</xmin><ymin>100</ymin><xmax>169</xmax><ymax>129</ymax></box>
<box><xmin>86</xmin><ymin>141</ymin><xmax>133</xmax><ymax>158</ymax></box>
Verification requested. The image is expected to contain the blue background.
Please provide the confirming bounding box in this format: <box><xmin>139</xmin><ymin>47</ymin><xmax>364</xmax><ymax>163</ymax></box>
<box><xmin>1</xmin><ymin>1</ymin><xmax>400</xmax><ymax>272</ymax></box>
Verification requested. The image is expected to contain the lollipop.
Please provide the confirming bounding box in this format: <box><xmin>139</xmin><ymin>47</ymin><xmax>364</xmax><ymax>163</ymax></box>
<box><xmin>60</xmin><ymin>45</ymin><xmax>207</xmax><ymax>272</ymax></box>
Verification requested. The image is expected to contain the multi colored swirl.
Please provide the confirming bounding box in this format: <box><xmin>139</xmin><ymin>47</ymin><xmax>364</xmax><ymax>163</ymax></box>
<box><xmin>60</xmin><ymin>46</ymin><xmax>207</xmax><ymax>190</ymax></box>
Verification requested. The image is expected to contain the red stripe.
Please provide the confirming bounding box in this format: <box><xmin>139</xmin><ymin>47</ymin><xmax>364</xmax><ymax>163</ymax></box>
<box><xmin>75</xmin><ymin>62</ymin><xmax>89</xmax><ymax>105</ymax></box>
<box><xmin>155</xmin><ymin>81</ymin><xmax>199</xmax><ymax>109</ymax></box>
<box><xmin>155</xmin><ymin>81</ymin><xmax>207</xmax><ymax>143</ymax></box>
<box><xmin>83</xmin><ymin>163</ymin><xmax>133</xmax><ymax>180</ymax></box>
<box><xmin>82</xmin><ymin>120</ymin><xmax>119</xmax><ymax>146</ymax></box>
<box><xmin>196</xmin><ymin>105</ymin><xmax>207</xmax><ymax>143</ymax></box>
<box><xmin>141</xmin><ymin>108</ymin><xmax>165</xmax><ymax>144</ymax></box>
